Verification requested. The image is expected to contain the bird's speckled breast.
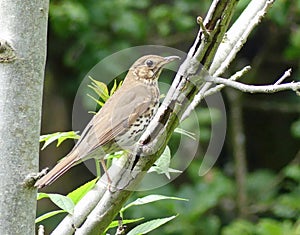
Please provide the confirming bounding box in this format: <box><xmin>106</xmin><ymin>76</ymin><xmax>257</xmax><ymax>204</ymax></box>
<box><xmin>115</xmin><ymin>100</ymin><xmax>159</xmax><ymax>151</ymax></box>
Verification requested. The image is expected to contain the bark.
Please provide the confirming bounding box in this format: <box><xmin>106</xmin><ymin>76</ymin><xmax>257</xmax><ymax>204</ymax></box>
<box><xmin>0</xmin><ymin>1</ymin><xmax>48</xmax><ymax>234</ymax></box>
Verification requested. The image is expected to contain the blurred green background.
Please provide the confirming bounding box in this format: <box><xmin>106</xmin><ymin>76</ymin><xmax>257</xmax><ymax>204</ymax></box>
<box><xmin>38</xmin><ymin>0</ymin><xmax>300</xmax><ymax>234</ymax></box>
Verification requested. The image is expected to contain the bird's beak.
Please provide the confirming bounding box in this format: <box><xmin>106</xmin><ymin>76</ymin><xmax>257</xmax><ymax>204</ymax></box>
<box><xmin>163</xmin><ymin>55</ymin><xmax>181</xmax><ymax>64</ymax></box>
<box><xmin>153</xmin><ymin>55</ymin><xmax>181</xmax><ymax>78</ymax></box>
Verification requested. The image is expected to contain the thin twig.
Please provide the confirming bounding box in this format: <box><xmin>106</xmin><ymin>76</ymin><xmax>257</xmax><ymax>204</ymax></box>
<box><xmin>181</xmin><ymin>65</ymin><xmax>251</xmax><ymax>121</ymax></box>
<box><xmin>38</xmin><ymin>225</ymin><xmax>45</xmax><ymax>235</ymax></box>
<box><xmin>203</xmin><ymin>66</ymin><xmax>251</xmax><ymax>98</ymax></box>
<box><xmin>274</xmin><ymin>68</ymin><xmax>292</xmax><ymax>85</ymax></box>
<box><xmin>205</xmin><ymin>76</ymin><xmax>300</xmax><ymax>94</ymax></box>
<box><xmin>197</xmin><ymin>16</ymin><xmax>210</xmax><ymax>40</ymax></box>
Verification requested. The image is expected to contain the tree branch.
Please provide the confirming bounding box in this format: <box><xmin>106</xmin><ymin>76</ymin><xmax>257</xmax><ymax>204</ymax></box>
<box><xmin>210</xmin><ymin>0</ymin><xmax>276</xmax><ymax>76</ymax></box>
<box><xmin>181</xmin><ymin>65</ymin><xmax>251</xmax><ymax>121</ymax></box>
<box><xmin>0</xmin><ymin>1</ymin><xmax>49</xmax><ymax>234</ymax></box>
<box><xmin>205</xmin><ymin>72</ymin><xmax>300</xmax><ymax>94</ymax></box>
<box><xmin>182</xmin><ymin>0</ymin><xmax>276</xmax><ymax>120</ymax></box>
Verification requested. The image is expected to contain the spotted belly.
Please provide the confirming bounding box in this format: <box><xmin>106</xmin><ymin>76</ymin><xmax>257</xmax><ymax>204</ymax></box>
<box><xmin>115</xmin><ymin>102</ymin><xmax>159</xmax><ymax>150</ymax></box>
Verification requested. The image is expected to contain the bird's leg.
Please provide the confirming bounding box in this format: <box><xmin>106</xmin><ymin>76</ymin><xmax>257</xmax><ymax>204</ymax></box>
<box><xmin>100</xmin><ymin>159</ymin><xmax>113</xmax><ymax>190</ymax></box>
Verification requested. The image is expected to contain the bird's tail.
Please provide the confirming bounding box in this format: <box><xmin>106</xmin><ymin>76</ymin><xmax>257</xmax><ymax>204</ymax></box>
<box><xmin>35</xmin><ymin>150</ymin><xmax>79</xmax><ymax>189</ymax></box>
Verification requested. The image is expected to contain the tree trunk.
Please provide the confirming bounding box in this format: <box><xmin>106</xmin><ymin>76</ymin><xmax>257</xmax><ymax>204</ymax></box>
<box><xmin>0</xmin><ymin>1</ymin><xmax>49</xmax><ymax>234</ymax></box>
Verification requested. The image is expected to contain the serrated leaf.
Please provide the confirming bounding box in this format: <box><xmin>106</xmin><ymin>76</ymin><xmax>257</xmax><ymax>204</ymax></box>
<box><xmin>56</xmin><ymin>131</ymin><xmax>80</xmax><ymax>146</ymax></box>
<box><xmin>40</xmin><ymin>134</ymin><xmax>60</xmax><ymax>150</ymax></box>
<box><xmin>122</xmin><ymin>195</ymin><xmax>188</xmax><ymax>212</ymax></box>
<box><xmin>89</xmin><ymin>76</ymin><xmax>109</xmax><ymax>102</ymax></box>
<box><xmin>127</xmin><ymin>215</ymin><xmax>177</xmax><ymax>235</ymax></box>
<box><xmin>67</xmin><ymin>178</ymin><xmax>98</xmax><ymax>204</ymax></box>
<box><xmin>88</xmin><ymin>77</ymin><xmax>123</xmax><ymax>108</ymax></box>
<box><xmin>40</xmin><ymin>131</ymin><xmax>80</xmax><ymax>150</ymax></box>
<box><xmin>47</xmin><ymin>194</ymin><xmax>75</xmax><ymax>214</ymax></box>
<box><xmin>35</xmin><ymin>210</ymin><xmax>66</xmax><ymax>223</ymax></box>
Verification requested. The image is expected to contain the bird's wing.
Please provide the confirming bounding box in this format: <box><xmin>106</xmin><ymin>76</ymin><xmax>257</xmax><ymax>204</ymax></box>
<box><xmin>74</xmin><ymin>83</ymin><xmax>155</xmax><ymax>156</ymax></box>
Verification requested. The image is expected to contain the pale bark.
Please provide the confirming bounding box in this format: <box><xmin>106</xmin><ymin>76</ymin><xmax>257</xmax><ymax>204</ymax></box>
<box><xmin>0</xmin><ymin>0</ymin><xmax>49</xmax><ymax>234</ymax></box>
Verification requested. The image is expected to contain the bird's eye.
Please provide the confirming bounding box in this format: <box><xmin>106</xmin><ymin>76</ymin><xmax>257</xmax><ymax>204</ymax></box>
<box><xmin>145</xmin><ymin>59</ymin><xmax>154</xmax><ymax>67</ymax></box>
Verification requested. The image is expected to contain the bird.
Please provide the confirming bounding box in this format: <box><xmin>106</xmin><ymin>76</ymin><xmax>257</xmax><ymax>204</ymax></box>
<box><xmin>35</xmin><ymin>54</ymin><xmax>180</xmax><ymax>188</ymax></box>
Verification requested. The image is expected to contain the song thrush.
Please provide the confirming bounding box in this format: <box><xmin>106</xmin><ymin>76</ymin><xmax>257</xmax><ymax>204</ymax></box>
<box><xmin>35</xmin><ymin>54</ymin><xmax>180</xmax><ymax>188</ymax></box>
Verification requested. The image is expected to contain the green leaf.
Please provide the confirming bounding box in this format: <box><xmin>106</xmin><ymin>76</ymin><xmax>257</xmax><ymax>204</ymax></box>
<box><xmin>87</xmin><ymin>94</ymin><xmax>105</xmax><ymax>107</ymax></box>
<box><xmin>273</xmin><ymin>193</ymin><xmax>300</xmax><ymax>218</ymax></box>
<box><xmin>35</xmin><ymin>210</ymin><xmax>66</xmax><ymax>224</ymax></box>
<box><xmin>104</xmin><ymin>151</ymin><xmax>125</xmax><ymax>160</ymax></box>
<box><xmin>257</xmin><ymin>219</ymin><xmax>294</xmax><ymax>235</ymax></box>
<box><xmin>148</xmin><ymin>146</ymin><xmax>182</xmax><ymax>179</ymax></box>
<box><xmin>39</xmin><ymin>193</ymin><xmax>75</xmax><ymax>215</ymax></box>
<box><xmin>174</xmin><ymin>128</ymin><xmax>196</xmax><ymax>140</ymax></box>
<box><xmin>110</xmin><ymin>79</ymin><xmax>118</xmax><ymax>96</ymax></box>
<box><xmin>49</xmin><ymin>194</ymin><xmax>74</xmax><ymax>214</ymax></box>
<box><xmin>56</xmin><ymin>131</ymin><xmax>80</xmax><ymax>146</ymax></box>
<box><xmin>122</xmin><ymin>195</ymin><xmax>188</xmax><ymax>213</ymax></box>
<box><xmin>67</xmin><ymin>178</ymin><xmax>98</xmax><ymax>204</ymax></box>
<box><xmin>291</xmin><ymin>119</ymin><xmax>300</xmax><ymax>139</ymax></box>
<box><xmin>109</xmin><ymin>80</ymin><xmax>122</xmax><ymax>96</ymax></box>
<box><xmin>222</xmin><ymin>219</ymin><xmax>256</xmax><ymax>235</ymax></box>
<box><xmin>104</xmin><ymin>218</ymin><xmax>144</xmax><ymax>233</ymax></box>
<box><xmin>88</xmin><ymin>76</ymin><xmax>109</xmax><ymax>102</ymax></box>
<box><xmin>247</xmin><ymin>170</ymin><xmax>277</xmax><ymax>202</ymax></box>
<box><xmin>88</xmin><ymin>77</ymin><xmax>123</xmax><ymax>108</ymax></box>
<box><xmin>283</xmin><ymin>165</ymin><xmax>300</xmax><ymax>182</ymax></box>
<box><xmin>127</xmin><ymin>215</ymin><xmax>177</xmax><ymax>235</ymax></box>
<box><xmin>40</xmin><ymin>131</ymin><xmax>80</xmax><ymax>150</ymax></box>
<box><xmin>149</xmin><ymin>146</ymin><xmax>171</xmax><ymax>178</ymax></box>
<box><xmin>37</xmin><ymin>192</ymin><xmax>50</xmax><ymax>200</ymax></box>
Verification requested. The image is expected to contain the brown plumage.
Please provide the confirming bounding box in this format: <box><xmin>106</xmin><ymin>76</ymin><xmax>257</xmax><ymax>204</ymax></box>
<box><xmin>35</xmin><ymin>55</ymin><xmax>180</xmax><ymax>188</ymax></box>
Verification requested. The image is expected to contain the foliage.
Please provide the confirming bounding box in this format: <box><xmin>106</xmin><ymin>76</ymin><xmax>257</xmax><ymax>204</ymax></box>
<box><xmin>124</xmin><ymin>165</ymin><xmax>300</xmax><ymax>235</ymax></box>
<box><xmin>36</xmin><ymin>178</ymin><xmax>185</xmax><ymax>235</ymax></box>
<box><xmin>222</xmin><ymin>219</ymin><xmax>300</xmax><ymax>235</ymax></box>
<box><xmin>126</xmin><ymin>215</ymin><xmax>177</xmax><ymax>235</ymax></box>
<box><xmin>36</xmin><ymin>178</ymin><xmax>98</xmax><ymax>223</ymax></box>
<box><xmin>48</xmin><ymin>0</ymin><xmax>210</xmax><ymax>86</ymax></box>
<box><xmin>88</xmin><ymin>77</ymin><xmax>122</xmax><ymax>107</ymax></box>
<box><xmin>40</xmin><ymin>131</ymin><xmax>80</xmax><ymax>150</ymax></box>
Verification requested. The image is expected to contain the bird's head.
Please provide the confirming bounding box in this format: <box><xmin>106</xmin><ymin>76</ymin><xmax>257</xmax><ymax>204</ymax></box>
<box><xmin>130</xmin><ymin>55</ymin><xmax>180</xmax><ymax>84</ymax></box>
